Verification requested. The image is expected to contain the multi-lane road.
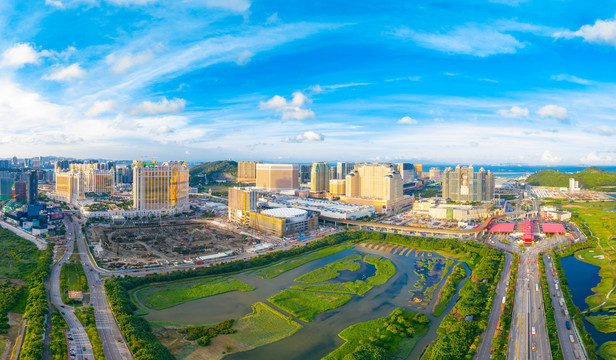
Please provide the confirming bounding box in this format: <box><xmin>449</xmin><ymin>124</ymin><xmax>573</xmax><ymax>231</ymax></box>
<box><xmin>68</xmin><ymin>217</ymin><xmax>134</xmax><ymax>360</ymax></box>
<box><xmin>49</xmin><ymin>219</ymin><xmax>93</xmax><ymax>360</ymax></box>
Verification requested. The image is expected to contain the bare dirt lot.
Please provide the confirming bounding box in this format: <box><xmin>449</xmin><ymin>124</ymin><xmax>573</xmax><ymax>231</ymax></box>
<box><xmin>86</xmin><ymin>220</ymin><xmax>248</xmax><ymax>269</ymax></box>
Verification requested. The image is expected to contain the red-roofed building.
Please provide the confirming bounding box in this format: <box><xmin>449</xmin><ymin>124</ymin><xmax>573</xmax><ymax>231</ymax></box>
<box><xmin>541</xmin><ymin>223</ymin><xmax>567</xmax><ymax>234</ymax></box>
<box><xmin>523</xmin><ymin>219</ymin><xmax>534</xmax><ymax>245</ymax></box>
<box><xmin>489</xmin><ymin>223</ymin><xmax>515</xmax><ymax>233</ymax></box>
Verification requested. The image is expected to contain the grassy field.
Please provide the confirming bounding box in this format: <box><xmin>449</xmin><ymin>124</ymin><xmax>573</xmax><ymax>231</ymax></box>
<box><xmin>0</xmin><ymin>338</ymin><xmax>5</xmax><ymax>359</ymax></box>
<box><xmin>294</xmin><ymin>254</ymin><xmax>361</xmax><ymax>283</ymax></box>
<box><xmin>134</xmin><ymin>277</ymin><xmax>255</xmax><ymax>310</ymax></box>
<box><xmin>585</xmin><ymin>314</ymin><xmax>616</xmax><ymax>333</ymax></box>
<box><xmin>291</xmin><ymin>254</ymin><xmax>396</xmax><ymax>296</ymax></box>
<box><xmin>598</xmin><ymin>341</ymin><xmax>616</xmax><ymax>360</ymax></box>
<box><xmin>253</xmin><ymin>245</ymin><xmax>352</xmax><ymax>279</ymax></box>
<box><xmin>563</xmin><ymin>201</ymin><xmax>616</xmax><ymax>309</ymax></box>
<box><xmin>323</xmin><ymin>308</ymin><xmax>429</xmax><ymax>360</ymax></box>
<box><xmin>0</xmin><ymin>228</ymin><xmax>40</xmax><ymax>280</ymax></box>
<box><xmin>229</xmin><ymin>302</ymin><xmax>302</xmax><ymax>347</ymax></box>
<box><xmin>432</xmin><ymin>263</ymin><xmax>466</xmax><ymax>316</ymax></box>
<box><xmin>268</xmin><ymin>290</ymin><xmax>353</xmax><ymax>322</ymax></box>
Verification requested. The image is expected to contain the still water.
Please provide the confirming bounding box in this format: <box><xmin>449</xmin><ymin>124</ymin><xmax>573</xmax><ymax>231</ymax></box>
<box><xmin>143</xmin><ymin>246</ymin><xmax>468</xmax><ymax>360</ymax></box>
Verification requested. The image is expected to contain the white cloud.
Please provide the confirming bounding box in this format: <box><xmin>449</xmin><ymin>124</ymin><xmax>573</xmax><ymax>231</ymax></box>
<box><xmin>580</xmin><ymin>152</ymin><xmax>613</xmax><ymax>163</ymax></box>
<box><xmin>309</xmin><ymin>82</ymin><xmax>372</xmax><ymax>94</ymax></box>
<box><xmin>537</xmin><ymin>104</ymin><xmax>567</xmax><ymax>121</ymax></box>
<box><xmin>106</xmin><ymin>51</ymin><xmax>154</xmax><ymax>74</ymax></box>
<box><xmin>204</xmin><ymin>0</ymin><xmax>250</xmax><ymax>12</ymax></box>
<box><xmin>555</xmin><ymin>17</ymin><xmax>616</xmax><ymax>47</ymax></box>
<box><xmin>236</xmin><ymin>50</ymin><xmax>253</xmax><ymax>66</ymax></box>
<box><xmin>151</xmin><ymin>125</ymin><xmax>174</xmax><ymax>134</ymax></box>
<box><xmin>259</xmin><ymin>91</ymin><xmax>315</xmax><ymax>120</ymax></box>
<box><xmin>266</xmin><ymin>13</ymin><xmax>280</xmax><ymax>25</ymax></box>
<box><xmin>1</xmin><ymin>43</ymin><xmax>47</xmax><ymax>68</ymax></box>
<box><xmin>551</xmin><ymin>74</ymin><xmax>592</xmax><ymax>85</ymax></box>
<box><xmin>498</xmin><ymin>106</ymin><xmax>529</xmax><ymax>118</ymax></box>
<box><xmin>585</xmin><ymin>125</ymin><xmax>615</xmax><ymax>136</ymax></box>
<box><xmin>283</xmin><ymin>130</ymin><xmax>324</xmax><ymax>143</ymax></box>
<box><xmin>85</xmin><ymin>100</ymin><xmax>116</xmax><ymax>117</ymax></box>
<box><xmin>397</xmin><ymin>116</ymin><xmax>418</xmax><ymax>125</ymax></box>
<box><xmin>541</xmin><ymin>150</ymin><xmax>562</xmax><ymax>163</ymax></box>
<box><xmin>393</xmin><ymin>24</ymin><xmax>524</xmax><ymax>57</ymax></box>
<box><xmin>130</xmin><ymin>98</ymin><xmax>186</xmax><ymax>115</ymax></box>
<box><xmin>43</xmin><ymin>63</ymin><xmax>86</xmax><ymax>81</ymax></box>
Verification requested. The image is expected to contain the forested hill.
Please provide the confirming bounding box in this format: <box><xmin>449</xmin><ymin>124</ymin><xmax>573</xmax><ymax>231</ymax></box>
<box><xmin>526</xmin><ymin>167</ymin><xmax>616</xmax><ymax>190</ymax></box>
<box><xmin>189</xmin><ymin>160</ymin><xmax>237</xmax><ymax>183</ymax></box>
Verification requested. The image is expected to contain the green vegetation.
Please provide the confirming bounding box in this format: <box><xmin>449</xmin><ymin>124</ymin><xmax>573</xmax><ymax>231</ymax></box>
<box><xmin>74</xmin><ymin>306</ymin><xmax>105</xmax><ymax>360</ymax></box>
<box><xmin>414</xmin><ymin>186</ymin><xmax>441</xmax><ymax>198</ymax></box>
<box><xmin>586</xmin><ymin>314</ymin><xmax>616</xmax><ymax>333</ymax></box>
<box><xmin>268</xmin><ymin>290</ymin><xmax>353</xmax><ymax>322</ymax></box>
<box><xmin>323</xmin><ymin>308</ymin><xmax>430</xmax><ymax>360</ymax></box>
<box><xmin>294</xmin><ymin>254</ymin><xmax>361</xmax><ymax>283</ymax></box>
<box><xmin>291</xmin><ymin>254</ymin><xmax>395</xmax><ymax>295</ymax></box>
<box><xmin>189</xmin><ymin>160</ymin><xmax>238</xmax><ymax>187</ymax></box>
<box><xmin>50</xmin><ymin>310</ymin><xmax>68</xmax><ymax>360</ymax></box>
<box><xmin>178</xmin><ymin>319</ymin><xmax>236</xmax><ymax>346</ymax></box>
<box><xmin>19</xmin><ymin>245</ymin><xmax>54</xmax><ymax>360</ymax></box>
<box><xmin>432</xmin><ymin>264</ymin><xmax>466</xmax><ymax>316</ymax></box>
<box><xmin>527</xmin><ymin>167</ymin><xmax>616</xmax><ymax>190</ymax></box>
<box><xmin>0</xmin><ymin>281</ymin><xmax>21</xmax><ymax>333</ymax></box>
<box><xmin>229</xmin><ymin>302</ymin><xmax>302</xmax><ymax>347</ymax></box>
<box><xmin>424</xmin><ymin>260</ymin><xmax>454</xmax><ymax>300</ymax></box>
<box><xmin>490</xmin><ymin>253</ymin><xmax>519</xmax><ymax>359</ymax></box>
<box><xmin>254</xmin><ymin>245</ymin><xmax>352</xmax><ymax>279</ymax></box>
<box><xmin>598</xmin><ymin>341</ymin><xmax>616</xmax><ymax>360</ymax></box>
<box><xmin>0</xmin><ymin>228</ymin><xmax>40</xmax><ymax>279</ymax></box>
<box><xmin>539</xmin><ymin>252</ymin><xmax>564</xmax><ymax>360</ymax></box>
<box><xmin>60</xmin><ymin>250</ymin><xmax>88</xmax><ymax>305</ymax></box>
<box><xmin>134</xmin><ymin>277</ymin><xmax>255</xmax><ymax>310</ymax></box>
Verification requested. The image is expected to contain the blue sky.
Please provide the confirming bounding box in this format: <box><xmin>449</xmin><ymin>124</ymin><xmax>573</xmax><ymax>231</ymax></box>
<box><xmin>1</xmin><ymin>0</ymin><xmax>615</xmax><ymax>165</ymax></box>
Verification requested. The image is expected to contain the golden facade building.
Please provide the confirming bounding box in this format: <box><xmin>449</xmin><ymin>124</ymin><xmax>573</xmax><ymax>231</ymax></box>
<box><xmin>414</xmin><ymin>164</ymin><xmax>423</xmax><ymax>174</ymax></box>
<box><xmin>329</xmin><ymin>179</ymin><xmax>346</xmax><ymax>196</ymax></box>
<box><xmin>133</xmin><ymin>161</ymin><xmax>189</xmax><ymax>214</ymax></box>
<box><xmin>442</xmin><ymin>165</ymin><xmax>494</xmax><ymax>202</ymax></box>
<box><xmin>255</xmin><ymin>164</ymin><xmax>299</xmax><ymax>191</ymax></box>
<box><xmin>54</xmin><ymin>163</ymin><xmax>114</xmax><ymax>204</ymax></box>
<box><xmin>248</xmin><ymin>208</ymin><xmax>318</xmax><ymax>237</ymax></box>
<box><xmin>54</xmin><ymin>170</ymin><xmax>86</xmax><ymax>204</ymax></box>
<box><xmin>310</xmin><ymin>162</ymin><xmax>330</xmax><ymax>192</ymax></box>
<box><xmin>228</xmin><ymin>187</ymin><xmax>257</xmax><ymax>225</ymax></box>
<box><xmin>238</xmin><ymin>161</ymin><xmax>262</xmax><ymax>183</ymax></box>
<box><xmin>342</xmin><ymin>163</ymin><xmax>410</xmax><ymax>214</ymax></box>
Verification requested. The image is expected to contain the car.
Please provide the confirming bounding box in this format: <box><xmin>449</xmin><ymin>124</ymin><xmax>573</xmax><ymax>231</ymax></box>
<box><xmin>61</xmin><ymin>311</ymin><xmax>65</xmax><ymax>315</ymax></box>
<box><xmin>82</xmin><ymin>346</ymin><xmax>86</xmax><ymax>351</ymax></box>
<box><xmin>566</xmin><ymin>321</ymin><xmax>571</xmax><ymax>330</ymax></box>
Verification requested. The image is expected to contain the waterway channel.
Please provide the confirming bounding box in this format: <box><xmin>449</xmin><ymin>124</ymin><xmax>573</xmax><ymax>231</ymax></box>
<box><xmin>143</xmin><ymin>245</ymin><xmax>469</xmax><ymax>360</ymax></box>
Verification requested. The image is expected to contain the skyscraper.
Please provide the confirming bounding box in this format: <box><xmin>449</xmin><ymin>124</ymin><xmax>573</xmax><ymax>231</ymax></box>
<box><xmin>310</xmin><ymin>162</ymin><xmax>330</xmax><ymax>192</ymax></box>
<box><xmin>299</xmin><ymin>164</ymin><xmax>312</xmax><ymax>184</ymax></box>
<box><xmin>25</xmin><ymin>171</ymin><xmax>38</xmax><ymax>204</ymax></box>
<box><xmin>228</xmin><ymin>187</ymin><xmax>257</xmax><ymax>225</ymax></box>
<box><xmin>12</xmin><ymin>180</ymin><xmax>27</xmax><ymax>201</ymax></box>
<box><xmin>396</xmin><ymin>163</ymin><xmax>416</xmax><ymax>184</ymax></box>
<box><xmin>345</xmin><ymin>163</ymin><xmax>403</xmax><ymax>201</ymax></box>
<box><xmin>256</xmin><ymin>164</ymin><xmax>299</xmax><ymax>191</ymax></box>
<box><xmin>336</xmin><ymin>162</ymin><xmax>355</xmax><ymax>180</ymax></box>
<box><xmin>238</xmin><ymin>161</ymin><xmax>262</xmax><ymax>183</ymax></box>
<box><xmin>132</xmin><ymin>161</ymin><xmax>189</xmax><ymax>214</ymax></box>
<box><xmin>442</xmin><ymin>165</ymin><xmax>494</xmax><ymax>202</ymax></box>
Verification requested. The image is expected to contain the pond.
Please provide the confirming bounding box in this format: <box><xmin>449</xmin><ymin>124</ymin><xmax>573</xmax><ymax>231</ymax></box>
<box><xmin>143</xmin><ymin>245</ymin><xmax>468</xmax><ymax>360</ymax></box>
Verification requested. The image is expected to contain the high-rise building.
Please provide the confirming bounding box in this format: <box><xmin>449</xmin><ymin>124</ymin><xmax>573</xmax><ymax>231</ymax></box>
<box><xmin>310</xmin><ymin>162</ymin><xmax>330</xmax><ymax>192</ymax></box>
<box><xmin>256</xmin><ymin>164</ymin><xmax>299</xmax><ymax>191</ymax></box>
<box><xmin>414</xmin><ymin>164</ymin><xmax>423</xmax><ymax>174</ymax></box>
<box><xmin>329</xmin><ymin>179</ymin><xmax>346</xmax><ymax>196</ymax></box>
<box><xmin>0</xmin><ymin>178</ymin><xmax>14</xmax><ymax>200</ymax></box>
<box><xmin>299</xmin><ymin>164</ymin><xmax>312</xmax><ymax>184</ymax></box>
<box><xmin>55</xmin><ymin>170</ymin><xmax>86</xmax><ymax>203</ymax></box>
<box><xmin>442</xmin><ymin>165</ymin><xmax>494</xmax><ymax>202</ymax></box>
<box><xmin>336</xmin><ymin>162</ymin><xmax>355</xmax><ymax>180</ymax></box>
<box><xmin>55</xmin><ymin>160</ymin><xmax>70</xmax><ymax>171</ymax></box>
<box><xmin>115</xmin><ymin>164</ymin><xmax>133</xmax><ymax>184</ymax></box>
<box><xmin>396</xmin><ymin>163</ymin><xmax>416</xmax><ymax>184</ymax></box>
<box><xmin>54</xmin><ymin>163</ymin><xmax>115</xmax><ymax>204</ymax></box>
<box><xmin>569</xmin><ymin>178</ymin><xmax>580</xmax><ymax>192</ymax></box>
<box><xmin>345</xmin><ymin>163</ymin><xmax>403</xmax><ymax>201</ymax></box>
<box><xmin>0</xmin><ymin>160</ymin><xmax>10</xmax><ymax>168</ymax></box>
<box><xmin>12</xmin><ymin>180</ymin><xmax>27</xmax><ymax>201</ymax></box>
<box><xmin>228</xmin><ymin>187</ymin><xmax>258</xmax><ymax>225</ymax></box>
<box><xmin>329</xmin><ymin>167</ymin><xmax>337</xmax><ymax>181</ymax></box>
<box><xmin>25</xmin><ymin>171</ymin><xmax>38</xmax><ymax>204</ymax></box>
<box><xmin>132</xmin><ymin>161</ymin><xmax>189</xmax><ymax>214</ymax></box>
<box><xmin>429</xmin><ymin>167</ymin><xmax>442</xmax><ymax>182</ymax></box>
<box><xmin>238</xmin><ymin>161</ymin><xmax>262</xmax><ymax>183</ymax></box>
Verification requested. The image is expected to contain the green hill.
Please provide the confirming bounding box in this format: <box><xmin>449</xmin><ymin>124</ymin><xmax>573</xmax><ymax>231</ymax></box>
<box><xmin>526</xmin><ymin>167</ymin><xmax>616</xmax><ymax>190</ymax></box>
<box><xmin>189</xmin><ymin>160</ymin><xmax>237</xmax><ymax>186</ymax></box>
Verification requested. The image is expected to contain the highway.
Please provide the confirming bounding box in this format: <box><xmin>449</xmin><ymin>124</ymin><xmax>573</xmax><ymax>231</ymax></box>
<box><xmin>543</xmin><ymin>253</ymin><xmax>586</xmax><ymax>359</ymax></box>
<box><xmin>69</xmin><ymin>217</ymin><xmax>134</xmax><ymax>360</ymax></box>
<box><xmin>508</xmin><ymin>247</ymin><xmax>552</xmax><ymax>360</ymax></box>
<box><xmin>50</xmin><ymin>219</ymin><xmax>93</xmax><ymax>360</ymax></box>
<box><xmin>474</xmin><ymin>251</ymin><xmax>513</xmax><ymax>360</ymax></box>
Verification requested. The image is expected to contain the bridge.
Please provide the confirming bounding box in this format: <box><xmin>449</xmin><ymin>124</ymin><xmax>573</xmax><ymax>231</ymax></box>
<box><xmin>321</xmin><ymin>214</ymin><xmax>505</xmax><ymax>236</ymax></box>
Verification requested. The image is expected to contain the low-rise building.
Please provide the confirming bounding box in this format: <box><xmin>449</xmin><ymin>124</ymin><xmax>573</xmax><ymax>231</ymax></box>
<box><xmin>248</xmin><ymin>208</ymin><xmax>318</xmax><ymax>237</ymax></box>
<box><xmin>266</xmin><ymin>196</ymin><xmax>374</xmax><ymax>220</ymax></box>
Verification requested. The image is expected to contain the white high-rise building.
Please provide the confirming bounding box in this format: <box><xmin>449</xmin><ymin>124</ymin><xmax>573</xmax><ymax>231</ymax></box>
<box><xmin>569</xmin><ymin>178</ymin><xmax>580</xmax><ymax>192</ymax></box>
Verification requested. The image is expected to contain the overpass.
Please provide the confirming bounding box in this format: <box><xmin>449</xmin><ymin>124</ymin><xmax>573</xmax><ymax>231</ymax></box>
<box><xmin>321</xmin><ymin>214</ymin><xmax>505</xmax><ymax>236</ymax></box>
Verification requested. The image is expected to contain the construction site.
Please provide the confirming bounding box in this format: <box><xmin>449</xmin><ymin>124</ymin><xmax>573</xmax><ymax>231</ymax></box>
<box><xmin>85</xmin><ymin>220</ymin><xmax>248</xmax><ymax>269</ymax></box>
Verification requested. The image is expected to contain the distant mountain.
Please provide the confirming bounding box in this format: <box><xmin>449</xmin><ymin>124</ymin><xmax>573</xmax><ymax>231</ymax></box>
<box><xmin>526</xmin><ymin>167</ymin><xmax>616</xmax><ymax>190</ymax></box>
<box><xmin>189</xmin><ymin>160</ymin><xmax>237</xmax><ymax>186</ymax></box>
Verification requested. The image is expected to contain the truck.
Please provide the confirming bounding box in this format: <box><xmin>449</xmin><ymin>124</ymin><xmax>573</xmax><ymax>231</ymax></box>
<box><xmin>531</xmin><ymin>326</ymin><xmax>536</xmax><ymax>335</ymax></box>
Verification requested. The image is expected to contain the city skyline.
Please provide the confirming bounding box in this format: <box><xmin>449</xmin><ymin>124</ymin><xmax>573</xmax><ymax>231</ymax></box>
<box><xmin>1</xmin><ymin>1</ymin><xmax>616</xmax><ymax>165</ymax></box>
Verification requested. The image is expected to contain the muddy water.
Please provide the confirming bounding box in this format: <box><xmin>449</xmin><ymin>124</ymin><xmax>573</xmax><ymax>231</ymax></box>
<box><xmin>143</xmin><ymin>246</ymin><xmax>468</xmax><ymax>360</ymax></box>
